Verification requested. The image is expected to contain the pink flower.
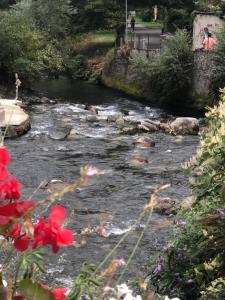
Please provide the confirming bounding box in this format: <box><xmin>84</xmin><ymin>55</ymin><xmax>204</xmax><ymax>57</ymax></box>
<box><xmin>86</xmin><ymin>166</ymin><xmax>100</xmax><ymax>176</ymax></box>
<box><xmin>97</xmin><ymin>224</ymin><xmax>109</xmax><ymax>238</ymax></box>
<box><xmin>114</xmin><ymin>258</ymin><xmax>126</xmax><ymax>266</ymax></box>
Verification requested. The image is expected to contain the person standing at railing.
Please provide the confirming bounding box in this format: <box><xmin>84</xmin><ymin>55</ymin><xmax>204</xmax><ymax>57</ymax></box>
<box><xmin>203</xmin><ymin>32</ymin><xmax>217</xmax><ymax>50</ymax></box>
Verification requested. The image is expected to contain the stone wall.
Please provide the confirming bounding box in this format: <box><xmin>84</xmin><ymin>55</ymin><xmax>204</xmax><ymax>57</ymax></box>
<box><xmin>102</xmin><ymin>52</ymin><xmax>144</xmax><ymax>98</ymax></box>
<box><xmin>102</xmin><ymin>49</ymin><xmax>213</xmax><ymax>112</ymax></box>
<box><xmin>193</xmin><ymin>51</ymin><xmax>213</xmax><ymax>97</ymax></box>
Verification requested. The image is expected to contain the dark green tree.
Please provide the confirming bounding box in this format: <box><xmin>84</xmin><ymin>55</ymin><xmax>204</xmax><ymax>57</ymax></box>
<box><xmin>71</xmin><ymin>0</ymin><xmax>124</xmax><ymax>32</ymax></box>
<box><xmin>30</xmin><ymin>0</ymin><xmax>74</xmax><ymax>37</ymax></box>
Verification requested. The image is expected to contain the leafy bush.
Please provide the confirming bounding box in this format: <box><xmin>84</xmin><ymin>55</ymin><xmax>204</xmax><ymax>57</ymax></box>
<box><xmin>140</xmin><ymin>9</ymin><xmax>152</xmax><ymax>22</ymax></box>
<box><xmin>65</xmin><ymin>54</ymin><xmax>89</xmax><ymax>79</ymax></box>
<box><xmin>131</xmin><ymin>30</ymin><xmax>193</xmax><ymax>109</ymax></box>
<box><xmin>167</xmin><ymin>8</ymin><xmax>192</xmax><ymax>31</ymax></box>
<box><xmin>151</xmin><ymin>90</ymin><xmax>225</xmax><ymax>299</ymax></box>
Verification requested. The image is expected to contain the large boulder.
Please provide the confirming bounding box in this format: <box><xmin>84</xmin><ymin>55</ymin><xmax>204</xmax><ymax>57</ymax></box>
<box><xmin>0</xmin><ymin>103</ymin><xmax>30</xmax><ymax>138</ymax></box>
<box><xmin>171</xmin><ymin>117</ymin><xmax>199</xmax><ymax>135</ymax></box>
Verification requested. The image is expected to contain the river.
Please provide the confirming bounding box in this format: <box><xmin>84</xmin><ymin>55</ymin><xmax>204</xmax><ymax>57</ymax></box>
<box><xmin>4</xmin><ymin>78</ymin><xmax>199</xmax><ymax>288</ymax></box>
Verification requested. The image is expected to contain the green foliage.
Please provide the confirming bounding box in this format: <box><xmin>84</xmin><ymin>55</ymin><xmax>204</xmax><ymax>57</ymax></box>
<box><xmin>71</xmin><ymin>0</ymin><xmax>124</xmax><ymax>32</ymax></box>
<box><xmin>19</xmin><ymin>279</ymin><xmax>55</xmax><ymax>300</ymax></box>
<box><xmin>132</xmin><ymin>30</ymin><xmax>193</xmax><ymax>108</ymax></box>
<box><xmin>30</xmin><ymin>0</ymin><xmax>74</xmax><ymax>38</ymax></box>
<box><xmin>67</xmin><ymin>263</ymin><xmax>101</xmax><ymax>300</ymax></box>
<box><xmin>0</xmin><ymin>0</ymin><xmax>77</xmax><ymax>82</ymax></box>
<box><xmin>211</xmin><ymin>25</ymin><xmax>225</xmax><ymax>95</ymax></box>
<box><xmin>140</xmin><ymin>9</ymin><xmax>152</xmax><ymax>22</ymax></box>
<box><xmin>151</xmin><ymin>91</ymin><xmax>225</xmax><ymax>299</ymax></box>
<box><xmin>166</xmin><ymin>8</ymin><xmax>193</xmax><ymax>31</ymax></box>
<box><xmin>66</xmin><ymin>54</ymin><xmax>89</xmax><ymax>79</ymax></box>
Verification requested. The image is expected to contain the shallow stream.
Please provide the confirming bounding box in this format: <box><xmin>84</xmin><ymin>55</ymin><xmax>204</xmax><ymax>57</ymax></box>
<box><xmin>5</xmin><ymin>78</ymin><xmax>199</xmax><ymax>287</ymax></box>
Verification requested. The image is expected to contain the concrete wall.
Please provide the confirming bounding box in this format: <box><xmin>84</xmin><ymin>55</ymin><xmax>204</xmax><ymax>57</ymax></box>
<box><xmin>193</xmin><ymin>13</ymin><xmax>224</xmax><ymax>50</ymax></box>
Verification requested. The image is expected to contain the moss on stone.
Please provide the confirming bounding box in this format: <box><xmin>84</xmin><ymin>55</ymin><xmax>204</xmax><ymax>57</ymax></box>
<box><xmin>101</xmin><ymin>73</ymin><xmax>142</xmax><ymax>98</ymax></box>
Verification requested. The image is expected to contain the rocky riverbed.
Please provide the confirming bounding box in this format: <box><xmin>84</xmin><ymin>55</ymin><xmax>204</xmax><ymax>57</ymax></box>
<box><xmin>3</xmin><ymin>78</ymin><xmax>199</xmax><ymax>288</ymax></box>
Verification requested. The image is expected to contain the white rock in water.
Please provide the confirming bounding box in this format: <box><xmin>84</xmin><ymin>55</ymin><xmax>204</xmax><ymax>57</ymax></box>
<box><xmin>0</xmin><ymin>103</ymin><xmax>30</xmax><ymax>138</ymax></box>
<box><xmin>171</xmin><ymin>117</ymin><xmax>199</xmax><ymax>135</ymax></box>
<box><xmin>86</xmin><ymin>115</ymin><xmax>99</xmax><ymax>122</ymax></box>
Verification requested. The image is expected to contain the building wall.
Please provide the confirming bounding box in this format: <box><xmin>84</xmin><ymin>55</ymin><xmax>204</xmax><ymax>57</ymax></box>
<box><xmin>193</xmin><ymin>14</ymin><xmax>224</xmax><ymax>50</ymax></box>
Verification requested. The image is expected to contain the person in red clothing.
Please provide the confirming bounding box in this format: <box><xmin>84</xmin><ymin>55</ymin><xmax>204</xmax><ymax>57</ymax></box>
<box><xmin>203</xmin><ymin>32</ymin><xmax>217</xmax><ymax>50</ymax></box>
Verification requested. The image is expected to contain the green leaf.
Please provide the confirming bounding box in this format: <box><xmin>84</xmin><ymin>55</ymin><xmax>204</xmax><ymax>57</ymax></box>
<box><xmin>19</xmin><ymin>279</ymin><xmax>55</xmax><ymax>300</ymax></box>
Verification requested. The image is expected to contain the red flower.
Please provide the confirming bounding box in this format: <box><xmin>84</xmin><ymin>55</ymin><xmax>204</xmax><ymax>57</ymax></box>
<box><xmin>0</xmin><ymin>147</ymin><xmax>10</xmax><ymax>166</ymax></box>
<box><xmin>0</xmin><ymin>173</ymin><xmax>22</xmax><ymax>201</ymax></box>
<box><xmin>0</xmin><ymin>165</ymin><xmax>9</xmax><ymax>182</ymax></box>
<box><xmin>51</xmin><ymin>288</ymin><xmax>67</xmax><ymax>300</ymax></box>
<box><xmin>48</xmin><ymin>206</ymin><xmax>66</xmax><ymax>225</ymax></box>
<box><xmin>14</xmin><ymin>234</ymin><xmax>30</xmax><ymax>252</ymax></box>
<box><xmin>33</xmin><ymin>206</ymin><xmax>74</xmax><ymax>253</ymax></box>
<box><xmin>0</xmin><ymin>201</ymin><xmax>35</xmax><ymax>217</ymax></box>
<box><xmin>33</xmin><ymin>217</ymin><xmax>45</xmax><ymax>249</ymax></box>
<box><xmin>10</xmin><ymin>223</ymin><xmax>22</xmax><ymax>238</ymax></box>
<box><xmin>0</xmin><ymin>148</ymin><xmax>22</xmax><ymax>201</ymax></box>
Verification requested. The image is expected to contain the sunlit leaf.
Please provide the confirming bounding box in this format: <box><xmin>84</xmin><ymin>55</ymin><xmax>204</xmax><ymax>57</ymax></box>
<box><xmin>19</xmin><ymin>279</ymin><xmax>55</xmax><ymax>300</ymax></box>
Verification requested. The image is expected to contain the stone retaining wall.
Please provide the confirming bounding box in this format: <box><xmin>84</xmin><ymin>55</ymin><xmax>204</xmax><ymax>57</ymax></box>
<box><xmin>193</xmin><ymin>51</ymin><xmax>214</xmax><ymax>97</ymax></box>
<box><xmin>102</xmin><ymin>50</ymin><xmax>214</xmax><ymax>111</ymax></box>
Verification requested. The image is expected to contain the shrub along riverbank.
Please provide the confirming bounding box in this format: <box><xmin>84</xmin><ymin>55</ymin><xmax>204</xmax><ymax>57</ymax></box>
<box><xmin>150</xmin><ymin>90</ymin><xmax>225</xmax><ymax>299</ymax></box>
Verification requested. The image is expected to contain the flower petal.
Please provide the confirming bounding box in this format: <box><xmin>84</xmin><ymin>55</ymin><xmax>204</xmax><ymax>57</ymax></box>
<box><xmin>0</xmin><ymin>147</ymin><xmax>10</xmax><ymax>166</ymax></box>
<box><xmin>49</xmin><ymin>206</ymin><xmax>66</xmax><ymax>224</ymax></box>
<box><xmin>14</xmin><ymin>235</ymin><xmax>30</xmax><ymax>252</ymax></box>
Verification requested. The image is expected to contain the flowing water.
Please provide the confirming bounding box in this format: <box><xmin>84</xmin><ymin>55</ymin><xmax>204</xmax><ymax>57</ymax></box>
<box><xmin>4</xmin><ymin>78</ymin><xmax>199</xmax><ymax>287</ymax></box>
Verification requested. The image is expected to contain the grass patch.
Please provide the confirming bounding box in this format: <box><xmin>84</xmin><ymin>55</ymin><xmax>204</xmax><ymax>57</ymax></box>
<box><xmin>74</xmin><ymin>31</ymin><xmax>115</xmax><ymax>57</ymax></box>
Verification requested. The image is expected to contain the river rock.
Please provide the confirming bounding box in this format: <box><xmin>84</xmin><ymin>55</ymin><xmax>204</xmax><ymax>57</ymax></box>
<box><xmin>0</xmin><ymin>103</ymin><xmax>30</xmax><ymax>138</ymax></box>
<box><xmin>134</xmin><ymin>137</ymin><xmax>155</xmax><ymax>148</ymax></box>
<box><xmin>171</xmin><ymin>117</ymin><xmax>199</xmax><ymax>135</ymax></box>
<box><xmin>128</xmin><ymin>155</ymin><xmax>149</xmax><ymax>167</ymax></box>
<box><xmin>121</xmin><ymin>126</ymin><xmax>139</xmax><ymax>135</ymax></box>
<box><xmin>85</xmin><ymin>105</ymin><xmax>98</xmax><ymax>114</ymax></box>
<box><xmin>154</xmin><ymin>198</ymin><xmax>176</xmax><ymax>215</ymax></box>
<box><xmin>108</xmin><ymin>112</ymin><xmax>124</xmax><ymax>123</ymax></box>
<box><xmin>115</xmin><ymin>116</ymin><xmax>125</xmax><ymax>128</ymax></box>
<box><xmin>137</xmin><ymin>124</ymin><xmax>151</xmax><ymax>132</ymax></box>
<box><xmin>140</xmin><ymin>120</ymin><xmax>159</xmax><ymax>132</ymax></box>
<box><xmin>86</xmin><ymin>115</ymin><xmax>100</xmax><ymax>122</ymax></box>
<box><xmin>67</xmin><ymin>128</ymin><xmax>80</xmax><ymax>140</ymax></box>
<box><xmin>180</xmin><ymin>196</ymin><xmax>197</xmax><ymax>209</ymax></box>
<box><xmin>49</xmin><ymin>127</ymin><xmax>71</xmax><ymax>140</ymax></box>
